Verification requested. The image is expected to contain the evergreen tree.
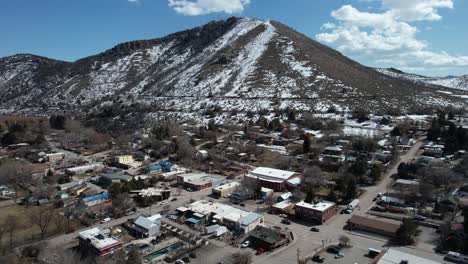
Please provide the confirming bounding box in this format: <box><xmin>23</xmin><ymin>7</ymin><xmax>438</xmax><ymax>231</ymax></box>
<box><xmin>326</xmin><ymin>188</ymin><xmax>337</xmax><ymax>202</ymax></box>
<box><xmin>396</xmin><ymin>218</ymin><xmax>421</xmax><ymax>245</ymax></box>
<box><xmin>303</xmin><ymin>135</ymin><xmax>311</xmax><ymax>153</ymax></box>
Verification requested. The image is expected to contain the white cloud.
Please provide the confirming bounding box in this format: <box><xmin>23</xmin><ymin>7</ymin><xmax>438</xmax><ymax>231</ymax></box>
<box><xmin>168</xmin><ymin>0</ymin><xmax>250</xmax><ymax>16</ymax></box>
<box><xmin>316</xmin><ymin>0</ymin><xmax>468</xmax><ymax>75</ymax></box>
<box><xmin>128</xmin><ymin>0</ymin><xmax>140</xmax><ymax>3</ymax></box>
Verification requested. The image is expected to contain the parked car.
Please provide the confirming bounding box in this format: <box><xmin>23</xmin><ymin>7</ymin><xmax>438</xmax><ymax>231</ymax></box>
<box><xmin>326</xmin><ymin>245</ymin><xmax>341</xmax><ymax>254</ymax></box>
<box><xmin>312</xmin><ymin>255</ymin><xmax>325</xmax><ymax>263</ymax></box>
<box><xmin>182</xmin><ymin>256</ymin><xmax>190</xmax><ymax>263</ymax></box>
<box><xmin>175</xmin><ymin>260</ymin><xmax>185</xmax><ymax>264</ymax></box>
<box><xmin>281</xmin><ymin>219</ymin><xmax>291</xmax><ymax>225</ymax></box>
<box><xmin>414</xmin><ymin>215</ymin><xmax>427</xmax><ymax>221</ymax></box>
<box><xmin>100</xmin><ymin>217</ymin><xmax>111</xmax><ymax>223</ymax></box>
<box><xmin>171</xmin><ymin>197</ymin><xmax>178</xmax><ymax>202</ymax></box>
<box><xmin>256</xmin><ymin>248</ymin><xmax>265</xmax><ymax>255</ymax></box>
<box><xmin>310</xmin><ymin>227</ymin><xmax>320</xmax><ymax>232</ymax></box>
<box><xmin>335</xmin><ymin>252</ymin><xmax>344</xmax><ymax>259</ymax></box>
<box><xmin>241</xmin><ymin>241</ymin><xmax>250</xmax><ymax>248</ymax></box>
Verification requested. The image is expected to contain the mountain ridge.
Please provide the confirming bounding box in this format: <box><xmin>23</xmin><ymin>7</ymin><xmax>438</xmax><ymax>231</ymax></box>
<box><xmin>1</xmin><ymin>17</ymin><xmax>467</xmax><ymax>126</ymax></box>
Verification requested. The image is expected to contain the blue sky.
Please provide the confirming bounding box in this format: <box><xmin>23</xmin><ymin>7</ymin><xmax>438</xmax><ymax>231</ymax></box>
<box><xmin>1</xmin><ymin>0</ymin><xmax>467</xmax><ymax>76</ymax></box>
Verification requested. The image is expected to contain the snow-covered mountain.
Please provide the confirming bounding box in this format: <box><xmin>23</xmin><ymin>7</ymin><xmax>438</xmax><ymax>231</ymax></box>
<box><xmin>1</xmin><ymin>17</ymin><xmax>467</xmax><ymax>125</ymax></box>
<box><xmin>376</xmin><ymin>68</ymin><xmax>468</xmax><ymax>91</ymax></box>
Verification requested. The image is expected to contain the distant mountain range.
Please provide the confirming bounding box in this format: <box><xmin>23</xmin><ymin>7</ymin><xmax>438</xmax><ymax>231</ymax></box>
<box><xmin>376</xmin><ymin>68</ymin><xmax>468</xmax><ymax>91</ymax></box>
<box><xmin>1</xmin><ymin>17</ymin><xmax>467</xmax><ymax>125</ymax></box>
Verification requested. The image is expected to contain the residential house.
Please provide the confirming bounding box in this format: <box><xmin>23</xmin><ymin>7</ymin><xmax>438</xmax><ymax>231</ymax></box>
<box><xmin>133</xmin><ymin>214</ymin><xmax>161</xmax><ymax>238</ymax></box>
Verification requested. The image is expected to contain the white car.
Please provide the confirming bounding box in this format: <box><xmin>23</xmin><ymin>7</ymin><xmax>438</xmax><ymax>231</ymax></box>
<box><xmin>175</xmin><ymin>260</ymin><xmax>185</xmax><ymax>264</ymax></box>
<box><xmin>100</xmin><ymin>217</ymin><xmax>111</xmax><ymax>223</ymax></box>
<box><xmin>241</xmin><ymin>241</ymin><xmax>250</xmax><ymax>248</ymax></box>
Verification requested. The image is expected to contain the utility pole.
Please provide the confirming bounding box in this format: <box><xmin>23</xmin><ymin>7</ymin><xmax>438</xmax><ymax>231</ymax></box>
<box><xmin>296</xmin><ymin>248</ymin><xmax>302</xmax><ymax>264</ymax></box>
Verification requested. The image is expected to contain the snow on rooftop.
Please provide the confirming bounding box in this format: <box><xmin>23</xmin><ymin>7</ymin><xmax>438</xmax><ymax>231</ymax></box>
<box><xmin>249</xmin><ymin>167</ymin><xmax>296</xmax><ymax>181</ymax></box>
<box><xmin>295</xmin><ymin>200</ymin><xmax>335</xmax><ymax>212</ymax></box>
<box><xmin>376</xmin><ymin>248</ymin><xmax>441</xmax><ymax>264</ymax></box>
<box><xmin>79</xmin><ymin>228</ymin><xmax>121</xmax><ymax>250</ymax></box>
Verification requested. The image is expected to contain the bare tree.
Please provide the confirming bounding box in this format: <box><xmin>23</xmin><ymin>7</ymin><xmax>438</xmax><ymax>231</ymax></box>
<box><xmin>112</xmin><ymin>193</ymin><xmax>135</xmax><ymax>217</ymax></box>
<box><xmin>4</xmin><ymin>215</ymin><xmax>18</xmax><ymax>249</ymax></box>
<box><xmin>53</xmin><ymin>211</ymin><xmax>66</xmax><ymax>234</ymax></box>
<box><xmin>232</xmin><ymin>251</ymin><xmax>253</xmax><ymax>264</ymax></box>
<box><xmin>29</xmin><ymin>206</ymin><xmax>55</xmax><ymax>239</ymax></box>
<box><xmin>303</xmin><ymin>166</ymin><xmax>326</xmax><ymax>187</ymax></box>
<box><xmin>0</xmin><ymin>160</ymin><xmax>33</xmax><ymax>201</ymax></box>
<box><xmin>338</xmin><ymin>234</ymin><xmax>350</xmax><ymax>247</ymax></box>
<box><xmin>0</xmin><ymin>220</ymin><xmax>7</xmax><ymax>251</ymax></box>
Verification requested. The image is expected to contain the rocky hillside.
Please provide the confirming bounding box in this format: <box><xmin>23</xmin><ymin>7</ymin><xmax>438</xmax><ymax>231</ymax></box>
<box><xmin>377</xmin><ymin>68</ymin><xmax>468</xmax><ymax>92</ymax></box>
<box><xmin>1</xmin><ymin>17</ymin><xmax>467</xmax><ymax>124</ymax></box>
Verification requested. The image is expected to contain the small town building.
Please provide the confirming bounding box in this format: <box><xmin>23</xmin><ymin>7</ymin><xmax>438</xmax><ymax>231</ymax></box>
<box><xmin>260</xmin><ymin>187</ymin><xmax>274</xmax><ymax>199</ymax></box>
<box><xmin>272</xmin><ymin>200</ymin><xmax>295</xmax><ymax>214</ymax></box>
<box><xmin>46</xmin><ymin>152</ymin><xmax>65</xmax><ymax>163</ymax></box>
<box><xmin>177</xmin><ymin>173</ymin><xmax>224</xmax><ymax>191</ymax></box>
<box><xmin>212</xmin><ymin>182</ymin><xmax>241</xmax><ymax>198</ymax></box>
<box><xmin>58</xmin><ymin>180</ymin><xmax>83</xmax><ymax>191</ymax></box>
<box><xmin>248</xmin><ymin>226</ymin><xmax>290</xmax><ymax>251</ymax></box>
<box><xmin>423</xmin><ymin>144</ymin><xmax>445</xmax><ymax>158</ymax></box>
<box><xmin>372</xmin><ymin>248</ymin><xmax>441</xmax><ymax>264</ymax></box>
<box><xmin>99</xmin><ymin>171</ymin><xmax>132</xmax><ymax>186</ymax></box>
<box><xmin>114</xmin><ymin>155</ymin><xmax>134</xmax><ymax>165</ymax></box>
<box><xmin>133</xmin><ymin>214</ymin><xmax>161</xmax><ymax>238</ymax></box>
<box><xmin>196</xmin><ymin>150</ymin><xmax>209</xmax><ymax>160</ymax></box>
<box><xmin>295</xmin><ymin>200</ymin><xmax>337</xmax><ymax>223</ymax></box>
<box><xmin>65</xmin><ymin>164</ymin><xmax>104</xmax><ymax>175</ymax></box>
<box><xmin>347</xmin><ymin>215</ymin><xmax>400</xmax><ymax>237</ymax></box>
<box><xmin>393</xmin><ymin>179</ymin><xmax>420</xmax><ymax>193</ymax></box>
<box><xmin>78</xmin><ymin>227</ymin><xmax>124</xmax><ymax>262</ymax></box>
<box><xmin>82</xmin><ymin>192</ymin><xmax>111</xmax><ymax>207</ymax></box>
<box><xmin>245</xmin><ymin>167</ymin><xmax>301</xmax><ymax>191</ymax></box>
<box><xmin>321</xmin><ymin>146</ymin><xmax>346</xmax><ymax>163</ymax></box>
<box><xmin>182</xmin><ymin>200</ymin><xmax>264</xmax><ymax>234</ymax></box>
<box><xmin>277</xmin><ymin>192</ymin><xmax>293</xmax><ymax>202</ymax></box>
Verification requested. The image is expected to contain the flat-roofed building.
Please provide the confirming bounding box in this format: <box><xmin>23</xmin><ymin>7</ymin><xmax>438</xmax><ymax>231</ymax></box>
<box><xmin>295</xmin><ymin>200</ymin><xmax>337</xmax><ymax>223</ymax></box>
<box><xmin>212</xmin><ymin>182</ymin><xmax>241</xmax><ymax>198</ymax></box>
<box><xmin>245</xmin><ymin>167</ymin><xmax>301</xmax><ymax>191</ymax></box>
<box><xmin>46</xmin><ymin>152</ymin><xmax>65</xmax><ymax>163</ymax></box>
<box><xmin>78</xmin><ymin>228</ymin><xmax>123</xmax><ymax>262</ymax></box>
<box><xmin>372</xmin><ymin>248</ymin><xmax>441</xmax><ymax>264</ymax></box>
<box><xmin>347</xmin><ymin>215</ymin><xmax>400</xmax><ymax>237</ymax></box>
<box><xmin>177</xmin><ymin>173</ymin><xmax>225</xmax><ymax>191</ymax></box>
<box><xmin>183</xmin><ymin>200</ymin><xmax>264</xmax><ymax>233</ymax></box>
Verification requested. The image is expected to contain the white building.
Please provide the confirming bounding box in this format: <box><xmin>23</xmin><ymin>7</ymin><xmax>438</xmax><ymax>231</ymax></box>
<box><xmin>212</xmin><ymin>182</ymin><xmax>241</xmax><ymax>198</ymax></box>
<box><xmin>245</xmin><ymin>167</ymin><xmax>300</xmax><ymax>191</ymax></box>
<box><xmin>374</xmin><ymin>248</ymin><xmax>441</xmax><ymax>264</ymax></box>
<box><xmin>133</xmin><ymin>214</ymin><xmax>161</xmax><ymax>238</ymax></box>
<box><xmin>183</xmin><ymin>200</ymin><xmax>264</xmax><ymax>233</ymax></box>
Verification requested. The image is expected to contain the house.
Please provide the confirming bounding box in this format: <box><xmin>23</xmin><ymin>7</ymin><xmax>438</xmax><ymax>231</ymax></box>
<box><xmin>144</xmin><ymin>164</ymin><xmax>162</xmax><ymax>173</ymax></box>
<box><xmin>277</xmin><ymin>192</ymin><xmax>293</xmax><ymax>202</ymax></box>
<box><xmin>133</xmin><ymin>214</ymin><xmax>161</xmax><ymax>238</ymax></box>
<box><xmin>248</xmin><ymin>226</ymin><xmax>290</xmax><ymax>251</ymax></box>
<box><xmin>321</xmin><ymin>146</ymin><xmax>346</xmax><ymax>163</ymax></box>
<box><xmin>245</xmin><ymin>167</ymin><xmax>301</xmax><ymax>191</ymax></box>
<box><xmin>177</xmin><ymin>173</ymin><xmax>224</xmax><ymax>191</ymax></box>
<box><xmin>82</xmin><ymin>192</ymin><xmax>111</xmax><ymax>207</ymax></box>
<box><xmin>196</xmin><ymin>150</ymin><xmax>209</xmax><ymax>160</ymax></box>
<box><xmin>205</xmin><ymin>224</ymin><xmax>228</xmax><ymax>237</ymax></box>
<box><xmin>393</xmin><ymin>179</ymin><xmax>420</xmax><ymax>193</ymax></box>
<box><xmin>371</xmin><ymin>248</ymin><xmax>441</xmax><ymax>264</ymax></box>
<box><xmin>295</xmin><ymin>200</ymin><xmax>337</xmax><ymax>223</ymax></box>
<box><xmin>423</xmin><ymin>144</ymin><xmax>445</xmax><ymax>158</ymax></box>
<box><xmin>78</xmin><ymin>228</ymin><xmax>124</xmax><ymax>262</ymax></box>
<box><xmin>46</xmin><ymin>153</ymin><xmax>65</xmax><ymax>163</ymax></box>
<box><xmin>260</xmin><ymin>187</ymin><xmax>274</xmax><ymax>199</ymax></box>
<box><xmin>114</xmin><ymin>155</ymin><xmax>134</xmax><ymax>165</ymax></box>
<box><xmin>0</xmin><ymin>185</ymin><xmax>15</xmax><ymax>197</ymax></box>
<box><xmin>131</xmin><ymin>188</ymin><xmax>170</xmax><ymax>201</ymax></box>
<box><xmin>99</xmin><ymin>171</ymin><xmax>132</xmax><ymax>187</ymax></box>
<box><xmin>212</xmin><ymin>182</ymin><xmax>241</xmax><ymax>198</ymax></box>
<box><xmin>347</xmin><ymin>215</ymin><xmax>400</xmax><ymax>237</ymax></box>
<box><xmin>230</xmin><ymin>192</ymin><xmax>253</xmax><ymax>203</ymax></box>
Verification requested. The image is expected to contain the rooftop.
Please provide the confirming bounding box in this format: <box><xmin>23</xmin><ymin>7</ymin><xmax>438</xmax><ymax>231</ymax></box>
<box><xmin>348</xmin><ymin>215</ymin><xmax>400</xmax><ymax>234</ymax></box>
<box><xmin>376</xmin><ymin>248</ymin><xmax>441</xmax><ymax>264</ymax></box>
<box><xmin>79</xmin><ymin>228</ymin><xmax>122</xmax><ymax>250</ymax></box>
<box><xmin>248</xmin><ymin>167</ymin><xmax>296</xmax><ymax>181</ymax></box>
<box><xmin>295</xmin><ymin>200</ymin><xmax>335</xmax><ymax>212</ymax></box>
<box><xmin>134</xmin><ymin>214</ymin><xmax>161</xmax><ymax>230</ymax></box>
<box><xmin>187</xmin><ymin>200</ymin><xmax>262</xmax><ymax>226</ymax></box>
<box><xmin>249</xmin><ymin>226</ymin><xmax>282</xmax><ymax>245</ymax></box>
